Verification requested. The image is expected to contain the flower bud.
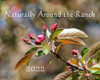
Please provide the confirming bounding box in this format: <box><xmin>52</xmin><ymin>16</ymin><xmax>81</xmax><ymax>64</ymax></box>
<box><xmin>67</xmin><ymin>69</ymin><xmax>71</xmax><ymax>72</ymax></box>
<box><xmin>29</xmin><ymin>33</ymin><xmax>36</xmax><ymax>40</ymax></box>
<box><xmin>67</xmin><ymin>60</ymin><xmax>71</xmax><ymax>65</ymax></box>
<box><xmin>92</xmin><ymin>63</ymin><xmax>96</xmax><ymax>66</ymax></box>
<box><xmin>37</xmin><ymin>34</ymin><xmax>45</xmax><ymax>42</ymax></box>
<box><xmin>72</xmin><ymin>49</ymin><xmax>79</xmax><ymax>56</ymax></box>
<box><xmin>23</xmin><ymin>38</ymin><xmax>31</xmax><ymax>45</ymax></box>
<box><xmin>35</xmin><ymin>39</ymin><xmax>41</xmax><ymax>45</ymax></box>
<box><xmin>42</xmin><ymin>25</ymin><xmax>47</xmax><ymax>32</ymax></box>
<box><xmin>50</xmin><ymin>23</ymin><xmax>57</xmax><ymax>32</ymax></box>
<box><xmin>67</xmin><ymin>60</ymin><xmax>70</xmax><ymax>64</ymax></box>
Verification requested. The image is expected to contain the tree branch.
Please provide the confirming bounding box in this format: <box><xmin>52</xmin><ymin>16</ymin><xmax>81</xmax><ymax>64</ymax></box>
<box><xmin>50</xmin><ymin>51</ymin><xmax>84</xmax><ymax>71</ymax></box>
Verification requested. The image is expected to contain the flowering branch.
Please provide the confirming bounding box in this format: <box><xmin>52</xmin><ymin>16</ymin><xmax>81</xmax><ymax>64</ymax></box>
<box><xmin>15</xmin><ymin>23</ymin><xmax>100</xmax><ymax>80</ymax></box>
<box><xmin>50</xmin><ymin>51</ymin><xmax>85</xmax><ymax>71</ymax></box>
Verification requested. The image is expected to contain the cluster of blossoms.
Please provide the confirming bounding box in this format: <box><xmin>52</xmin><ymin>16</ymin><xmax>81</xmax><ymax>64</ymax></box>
<box><xmin>22</xmin><ymin>23</ymin><xmax>57</xmax><ymax>45</ymax></box>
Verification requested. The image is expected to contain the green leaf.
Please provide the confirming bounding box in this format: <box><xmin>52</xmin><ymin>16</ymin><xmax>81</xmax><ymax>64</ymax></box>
<box><xmin>25</xmin><ymin>46</ymin><xmax>40</xmax><ymax>55</ymax></box>
<box><xmin>25</xmin><ymin>58</ymin><xmax>31</xmax><ymax>65</ymax></box>
<box><xmin>49</xmin><ymin>28</ymin><xmax>63</xmax><ymax>40</ymax></box>
<box><xmin>81</xmin><ymin>52</ymin><xmax>88</xmax><ymax>64</ymax></box>
<box><xmin>24</xmin><ymin>46</ymin><xmax>39</xmax><ymax>65</ymax></box>
<box><xmin>42</xmin><ymin>41</ymin><xmax>50</xmax><ymax>54</ymax></box>
<box><xmin>48</xmin><ymin>60</ymin><xmax>54</xmax><ymax>64</ymax></box>
<box><xmin>36</xmin><ymin>50</ymin><xmax>45</xmax><ymax>57</ymax></box>
<box><xmin>90</xmin><ymin>64</ymin><xmax>100</xmax><ymax>72</ymax></box>
<box><xmin>91</xmin><ymin>70</ymin><xmax>100</xmax><ymax>75</ymax></box>
<box><xmin>90</xmin><ymin>67</ymin><xmax>100</xmax><ymax>71</ymax></box>
<box><xmin>81</xmin><ymin>48</ymin><xmax>90</xmax><ymax>56</ymax></box>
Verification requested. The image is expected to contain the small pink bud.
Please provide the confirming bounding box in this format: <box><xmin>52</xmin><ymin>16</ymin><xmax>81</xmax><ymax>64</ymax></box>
<box><xmin>67</xmin><ymin>69</ymin><xmax>71</xmax><ymax>72</ymax></box>
<box><xmin>23</xmin><ymin>38</ymin><xmax>31</xmax><ymax>45</ymax></box>
<box><xmin>42</xmin><ymin>25</ymin><xmax>47</xmax><ymax>32</ymax></box>
<box><xmin>50</xmin><ymin>23</ymin><xmax>57</xmax><ymax>32</ymax></box>
<box><xmin>92</xmin><ymin>63</ymin><xmax>96</xmax><ymax>66</ymax></box>
<box><xmin>37</xmin><ymin>34</ymin><xmax>45</xmax><ymax>42</ymax></box>
<box><xmin>72</xmin><ymin>49</ymin><xmax>79</xmax><ymax>56</ymax></box>
<box><xmin>29</xmin><ymin>33</ymin><xmax>36</xmax><ymax>40</ymax></box>
<box><xmin>67</xmin><ymin>60</ymin><xmax>71</xmax><ymax>64</ymax></box>
<box><xmin>35</xmin><ymin>39</ymin><xmax>41</xmax><ymax>45</ymax></box>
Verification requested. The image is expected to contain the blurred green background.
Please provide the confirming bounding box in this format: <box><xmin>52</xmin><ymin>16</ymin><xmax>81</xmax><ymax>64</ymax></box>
<box><xmin>0</xmin><ymin>0</ymin><xmax>100</xmax><ymax>80</ymax></box>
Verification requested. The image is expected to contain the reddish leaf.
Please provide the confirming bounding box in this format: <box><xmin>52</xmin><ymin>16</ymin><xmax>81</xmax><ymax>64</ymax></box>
<box><xmin>14</xmin><ymin>53</ymin><xmax>34</xmax><ymax>70</ymax></box>
<box><xmin>55</xmin><ymin>44</ymin><xmax>62</xmax><ymax>53</ymax></box>
<box><xmin>56</xmin><ymin>37</ymin><xmax>86</xmax><ymax>46</ymax></box>
<box><xmin>57</xmin><ymin>28</ymin><xmax>88</xmax><ymax>39</ymax></box>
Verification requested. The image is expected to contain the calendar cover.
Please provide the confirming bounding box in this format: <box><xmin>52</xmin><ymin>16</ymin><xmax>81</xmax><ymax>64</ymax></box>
<box><xmin>0</xmin><ymin>0</ymin><xmax>100</xmax><ymax>80</ymax></box>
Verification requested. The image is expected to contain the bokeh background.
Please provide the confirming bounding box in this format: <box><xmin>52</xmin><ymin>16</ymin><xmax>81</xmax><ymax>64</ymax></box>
<box><xmin>0</xmin><ymin>0</ymin><xmax>100</xmax><ymax>80</ymax></box>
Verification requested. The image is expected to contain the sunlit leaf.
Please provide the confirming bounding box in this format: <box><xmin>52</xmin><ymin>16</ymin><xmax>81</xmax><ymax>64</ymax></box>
<box><xmin>36</xmin><ymin>50</ymin><xmax>45</xmax><ymax>57</ymax></box>
<box><xmin>14</xmin><ymin>53</ymin><xmax>34</xmax><ymax>70</ymax></box>
<box><xmin>70</xmin><ymin>58</ymin><xmax>79</xmax><ymax>66</ymax></box>
<box><xmin>90</xmin><ymin>63</ymin><xmax>100</xmax><ymax>72</ymax></box>
<box><xmin>90</xmin><ymin>67</ymin><xmax>100</xmax><ymax>71</ymax></box>
<box><xmin>81</xmin><ymin>52</ymin><xmax>88</xmax><ymax>64</ymax></box>
<box><xmin>49</xmin><ymin>28</ymin><xmax>63</xmax><ymax>40</ymax></box>
<box><xmin>42</xmin><ymin>41</ymin><xmax>50</xmax><ymax>54</ymax></box>
<box><xmin>56</xmin><ymin>37</ymin><xmax>86</xmax><ymax>46</ymax></box>
<box><xmin>81</xmin><ymin>48</ymin><xmax>90</xmax><ymax>56</ymax></box>
<box><xmin>57</xmin><ymin>28</ymin><xmax>88</xmax><ymax>39</ymax></box>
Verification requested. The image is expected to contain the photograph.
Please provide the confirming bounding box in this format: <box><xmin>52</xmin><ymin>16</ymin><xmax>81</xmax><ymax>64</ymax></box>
<box><xmin>0</xmin><ymin>0</ymin><xmax>100</xmax><ymax>80</ymax></box>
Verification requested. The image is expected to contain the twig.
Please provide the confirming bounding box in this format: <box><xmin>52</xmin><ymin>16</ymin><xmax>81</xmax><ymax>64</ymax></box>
<box><xmin>50</xmin><ymin>51</ymin><xmax>84</xmax><ymax>71</ymax></box>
